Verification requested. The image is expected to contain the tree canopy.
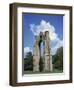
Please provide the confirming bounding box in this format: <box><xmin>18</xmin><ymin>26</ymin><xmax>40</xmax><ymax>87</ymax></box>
<box><xmin>24</xmin><ymin>52</ymin><xmax>33</xmax><ymax>71</ymax></box>
<box><xmin>52</xmin><ymin>47</ymin><xmax>63</xmax><ymax>70</ymax></box>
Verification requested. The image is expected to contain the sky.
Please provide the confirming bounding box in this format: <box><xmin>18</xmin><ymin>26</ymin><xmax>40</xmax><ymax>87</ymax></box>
<box><xmin>23</xmin><ymin>13</ymin><xmax>63</xmax><ymax>57</ymax></box>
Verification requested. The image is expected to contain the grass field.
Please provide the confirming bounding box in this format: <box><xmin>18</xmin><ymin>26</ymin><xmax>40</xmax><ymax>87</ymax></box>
<box><xmin>23</xmin><ymin>69</ymin><xmax>63</xmax><ymax>75</ymax></box>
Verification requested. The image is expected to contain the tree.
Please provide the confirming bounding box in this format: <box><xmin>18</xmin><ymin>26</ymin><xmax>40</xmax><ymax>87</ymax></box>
<box><xmin>24</xmin><ymin>52</ymin><xmax>33</xmax><ymax>71</ymax></box>
<box><xmin>52</xmin><ymin>47</ymin><xmax>63</xmax><ymax>70</ymax></box>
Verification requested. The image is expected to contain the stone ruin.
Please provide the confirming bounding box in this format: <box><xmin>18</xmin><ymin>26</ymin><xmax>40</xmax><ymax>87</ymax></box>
<box><xmin>33</xmin><ymin>31</ymin><xmax>53</xmax><ymax>72</ymax></box>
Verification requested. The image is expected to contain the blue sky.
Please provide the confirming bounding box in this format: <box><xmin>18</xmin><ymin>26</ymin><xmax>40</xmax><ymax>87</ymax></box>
<box><xmin>23</xmin><ymin>13</ymin><xmax>63</xmax><ymax>56</ymax></box>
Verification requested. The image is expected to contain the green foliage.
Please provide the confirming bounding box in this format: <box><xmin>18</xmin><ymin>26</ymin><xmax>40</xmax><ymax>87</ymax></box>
<box><xmin>24</xmin><ymin>52</ymin><xmax>33</xmax><ymax>71</ymax></box>
<box><xmin>52</xmin><ymin>47</ymin><xmax>63</xmax><ymax>70</ymax></box>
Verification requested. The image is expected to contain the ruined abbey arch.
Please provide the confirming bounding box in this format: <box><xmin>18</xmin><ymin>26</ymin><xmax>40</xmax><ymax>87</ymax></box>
<box><xmin>33</xmin><ymin>31</ymin><xmax>53</xmax><ymax>72</ymax></box>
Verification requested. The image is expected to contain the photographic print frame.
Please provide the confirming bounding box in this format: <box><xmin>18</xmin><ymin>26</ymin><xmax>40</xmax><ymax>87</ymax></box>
<box><xmin>9</xmin><ymin>3</ymin><xmax>72</xmax><ymax>86</ymax></box>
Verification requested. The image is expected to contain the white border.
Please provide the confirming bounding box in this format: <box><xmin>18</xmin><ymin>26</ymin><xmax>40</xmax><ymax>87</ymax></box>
<box><xmin>17</xmin><ymin>7</ymin><xmax>70</xmax><ymax>82</ymax></box>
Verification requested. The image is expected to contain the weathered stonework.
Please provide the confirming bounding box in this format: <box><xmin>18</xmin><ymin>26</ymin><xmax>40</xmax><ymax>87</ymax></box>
<box><xmin>44</xmin><ymin>31</ymin><xmax>50</xmax><ymax>71</ymax></box>
<box><xmin>33</xmin><ymin>31</ymin><xmax>53</xmax><ymax>72</ymax></box>
<box><xmin>33</xmin><ymin>36</ymin><xmax>40</xmax><ymax>72</ymax></box>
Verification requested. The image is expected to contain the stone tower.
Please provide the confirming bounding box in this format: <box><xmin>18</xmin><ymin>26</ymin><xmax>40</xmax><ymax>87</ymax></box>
<box><xmin>33</xmin><ymin>31</ymin><xmax>53</xmax><ymax>72</ymax></box>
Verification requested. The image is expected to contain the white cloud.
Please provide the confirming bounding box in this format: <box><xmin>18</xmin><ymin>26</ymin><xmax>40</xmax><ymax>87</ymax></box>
<box><xmin>30</xmin><ymin>20</ymin><xmax>63</xmax><ymax>55</ymax></box>
<box><xmin>24</xmin><ymin>47</ymin><xmax>32</xmax><ymax>58</ymax></box>
<box><xmin>30</xmin><ymin>20</ymin><xmax>57</xmax><ymax>41</ymax></box>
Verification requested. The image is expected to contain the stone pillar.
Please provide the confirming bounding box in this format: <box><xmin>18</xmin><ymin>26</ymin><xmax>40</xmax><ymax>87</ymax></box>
<box><xmin>33</xmin><ymin>36</ymin><xmax>40</xmax><ymax>72</ymax></box>
<box><xmin>42</xmin><ymin>41</ymin><xmax>45</xmax><ymax>71</ymax></box>
<box><xmin>50</xmin><ymin>54</ymin><xmax>53</xmax><ymax>71</ymax></box>
<box><xmin>44</xmin><ymin>31</ymin><xmax>50</xmax><ymax>71</ymax></box>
